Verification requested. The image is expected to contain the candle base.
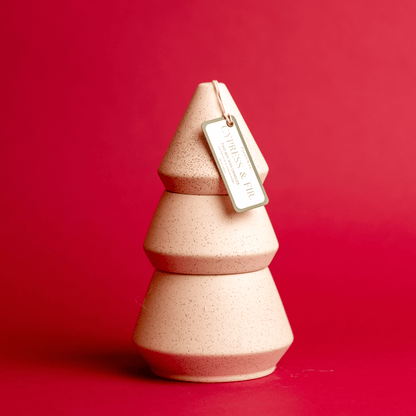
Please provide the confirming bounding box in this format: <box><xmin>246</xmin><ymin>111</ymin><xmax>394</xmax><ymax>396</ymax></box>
<box><xmin>150</xmin><ymin>366</ymin><xmax>276</xmax><ymax>383</ymax></box>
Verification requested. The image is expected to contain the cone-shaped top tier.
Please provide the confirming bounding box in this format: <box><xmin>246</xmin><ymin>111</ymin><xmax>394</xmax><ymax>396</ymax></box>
<box><xmin>158</xmin><ymin>82</ymin><xmax>269</xmax><ymax>195</ymax></box>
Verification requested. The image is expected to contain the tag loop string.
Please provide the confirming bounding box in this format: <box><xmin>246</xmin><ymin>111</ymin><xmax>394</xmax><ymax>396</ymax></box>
<box><xmin>213</xmin><ymin>80</ymin><xmax>234</xmax><ymax>127</ymax></box>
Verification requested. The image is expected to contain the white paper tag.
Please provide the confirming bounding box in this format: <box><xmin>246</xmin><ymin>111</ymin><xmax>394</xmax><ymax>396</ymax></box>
<box><xmin>202</xmin><ymin>115</ymin><xmax>268</xmax><ymax>212</ymax></box>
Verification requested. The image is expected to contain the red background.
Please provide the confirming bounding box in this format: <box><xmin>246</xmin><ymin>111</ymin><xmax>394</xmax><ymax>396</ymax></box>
<box><xmin>1</xmin><ymin>0</ymin><xmax>415</xmax><ymax>414</ymax></box>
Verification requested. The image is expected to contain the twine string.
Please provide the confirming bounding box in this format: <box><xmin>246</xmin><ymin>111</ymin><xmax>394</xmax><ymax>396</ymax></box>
<box><xmin>212</xmin><ymin>80</ymin><xmax>234</xmax><ymax>127</ymax></box>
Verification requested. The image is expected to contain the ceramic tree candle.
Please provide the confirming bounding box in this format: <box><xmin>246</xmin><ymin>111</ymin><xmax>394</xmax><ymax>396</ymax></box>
<box><xmin>133</xmin><ymin>82</ymin><xmax>293</xmax><ymax>382</ymax></box>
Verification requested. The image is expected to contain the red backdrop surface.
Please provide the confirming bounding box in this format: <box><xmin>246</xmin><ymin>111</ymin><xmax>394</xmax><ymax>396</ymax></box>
<box><xmin>1</xmin><ymin>1</ymin><xmax>415</xmax><ymax>415</ymax></box>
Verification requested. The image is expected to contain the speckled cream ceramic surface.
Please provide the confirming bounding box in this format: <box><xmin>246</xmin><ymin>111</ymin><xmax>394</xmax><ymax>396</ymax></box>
<box><xmin>144</xmin><ymin>191</ymin><xmax>278</xmax><ymax>275</ymax></box>
<box><xmin>133</xmin><ymin>268</ymin><xmax>293</xmax><ymax>382</ymax></box>
<box><xmin>158</xmin><ymin>82</ymin><xmax>269</xmax><ymax>195</ymax></box>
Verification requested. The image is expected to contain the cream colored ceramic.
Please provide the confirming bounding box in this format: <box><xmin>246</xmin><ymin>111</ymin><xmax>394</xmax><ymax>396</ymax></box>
<box><xmin>133</xmin><ymin>268</ymin><xmax>293</xmax><ymax>383</ymax></box>
<box><xmin>134</xmin><ymin>81</ymin><xmax>293</xmax><ymax>382</ymax></box>
<box><xmin>158</xmin><ymin>82</ymin><xmax>269</xmax><ymax>195</ymax></box>
<box><xmin>144</xmin><ymin>191</ymin><xmax>278</xmax><ymax>275</ymax></box>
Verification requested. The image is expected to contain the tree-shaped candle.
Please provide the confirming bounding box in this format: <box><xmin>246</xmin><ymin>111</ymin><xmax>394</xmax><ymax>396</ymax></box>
<box><xmin>133</xmin><ymin>82</ymin><xmax>293</xmax><ymax>382</ymax></box>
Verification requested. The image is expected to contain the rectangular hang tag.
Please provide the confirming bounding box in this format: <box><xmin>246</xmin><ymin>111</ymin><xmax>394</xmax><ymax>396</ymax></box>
<box><xmin>202</xmin><ymin>115</ymin><xmax>269</xmax><ymax>213</ymax></box>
